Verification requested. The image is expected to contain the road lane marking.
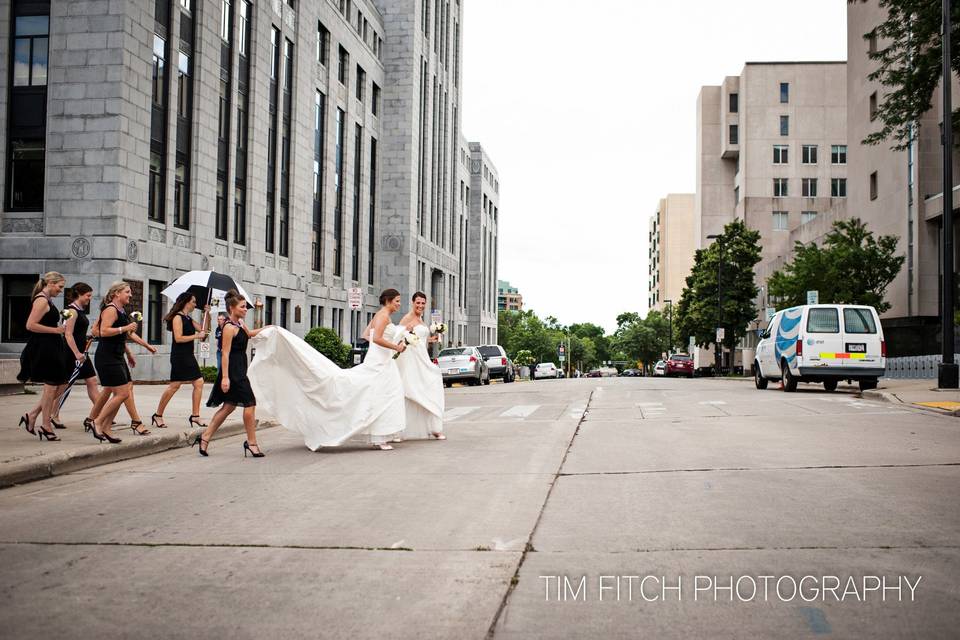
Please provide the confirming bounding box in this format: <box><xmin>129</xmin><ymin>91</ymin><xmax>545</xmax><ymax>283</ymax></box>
<box><xmin>698</xmin><ymin>400</ymin><xmax>727</xmax><ymax>405</ymax></box>
<box><xmin>444</xmin><ymin>406</ymin><xmax>479</xmax><ymax>421</ymax></box>
<box><xmin>500</xmin><ymin>405</ymin><xmax>541</xmax><ymax>419</ymax></box>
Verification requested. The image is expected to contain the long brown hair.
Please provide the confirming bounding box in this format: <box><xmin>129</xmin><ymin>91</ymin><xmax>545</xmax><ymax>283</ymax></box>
<box><xmin>31</xmin><ymin>271</ymin><xmax>64</xmax><ymax>298</ymax></box>
<box><xmin>164</xmin><ymin>291</ymin><xmax>195</xmax><ymax>324</ymax></box>
<box><xmin>100</xmin><ymin>281</ymin><xmax>130</xmax><ymax>311</ymax></box>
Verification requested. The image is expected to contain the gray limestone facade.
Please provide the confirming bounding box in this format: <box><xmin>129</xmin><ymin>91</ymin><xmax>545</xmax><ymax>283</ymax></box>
<box><xmin>465</xmin><ymin>140</ymin><xmax>497</xmax><ymax>346</ymax></box>
<box><xmin>0</xmin><ymin>0</ymin><xmax>499</xmax><ymax>379</ymax></box>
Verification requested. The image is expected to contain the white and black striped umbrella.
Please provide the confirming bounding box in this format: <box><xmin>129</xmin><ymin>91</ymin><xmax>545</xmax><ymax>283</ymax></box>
<box><xmin>161</xmin><ymin>271</ymin><xmax>252</xmax><ymax>308</ymax></box>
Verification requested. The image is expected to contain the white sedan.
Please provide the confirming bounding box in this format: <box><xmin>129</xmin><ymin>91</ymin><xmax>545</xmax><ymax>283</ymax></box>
<box><xmin>653</xmin><ymin>360</ymin><xmax>666</xmax><ymax>376</ymax></box>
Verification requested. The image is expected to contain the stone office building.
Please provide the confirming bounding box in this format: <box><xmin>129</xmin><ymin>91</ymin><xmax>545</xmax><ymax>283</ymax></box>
<box><xmin>0</xmin><ymin>0</ymin><xmax>500</xmax><ymax>378</ymax></box>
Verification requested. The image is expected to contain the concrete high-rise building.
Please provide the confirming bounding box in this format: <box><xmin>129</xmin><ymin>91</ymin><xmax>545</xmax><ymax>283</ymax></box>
<box><xmin>465</xmin><ymin>140</ymin><xmax>498</xmax><ymax>345</ymax></box>
<box><xmin>497</xmin><ymin>279</ymin><xmax>521</xmax><ymax>311</ymax></box>
<box><xmin>846</xmin><ymin>0</ymin><xmax>957</xmax><ymax>354</ymax></box>
<box><xmin>648</xmin><ymin>193</ymin><xmax>694</xmax><ymax>312</ymax></box>
<box><xmin>0</xmin><ymin>0</ymin><xmax>498</xmax><ymax>378</ymax></box>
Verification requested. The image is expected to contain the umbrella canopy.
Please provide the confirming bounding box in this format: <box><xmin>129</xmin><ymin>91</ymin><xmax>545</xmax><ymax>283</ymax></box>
<box><xmin>161</xmin><ymin>271</ymin><xmax>252</xmax><ymax>308</ymax></box>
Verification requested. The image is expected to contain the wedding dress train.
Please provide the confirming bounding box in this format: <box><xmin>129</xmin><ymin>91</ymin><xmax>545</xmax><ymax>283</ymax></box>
<box><xmin>394</xmin><ymin>323</ymin><xmax>444</xmax><ymax>438</ymax></box>
<box><xmin>247</xmin><ymin>325</ymin><xmax>405</xmax><ymax>450</ymax></box>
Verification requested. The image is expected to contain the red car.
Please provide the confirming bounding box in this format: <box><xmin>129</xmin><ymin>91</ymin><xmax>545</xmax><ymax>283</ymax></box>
<box><xmin>665</xmin><ymin>353</ymin><xmax>694</xmax><ymax>378</ymax></box>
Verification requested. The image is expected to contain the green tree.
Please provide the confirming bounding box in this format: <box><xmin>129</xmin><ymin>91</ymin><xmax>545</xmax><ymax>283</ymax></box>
<box><xmin>613</xmin><ymin>310</ymin><xmax>670</xmax><ymax>371</ymax></box>
<box><xmin>675</xmin><ymin>219</ymin><xmax>762</xmax><ymax>357</ymax></box>
<box><xmin>498</xmin><ymin>309</ymin><xmax>554</xmax><ymax>363</ymax></box>
<box><xmin>569</xmin><ymin>322</ymin><xmax>611</xmax><ymax>363</ymax></box>
<box><xmin>851</xmin><ymin>0</ymin><xmax>960</xmax><ymax>149</ymax></box>
<box><xmin>304</xmin><ymin>327</ymin><xmax>352</xmax><ymax>368</ymax></box>
<box><xmin>768</xmin><ymin>218</ymin><xmax>904</xmax><ymax>313</ymax></box>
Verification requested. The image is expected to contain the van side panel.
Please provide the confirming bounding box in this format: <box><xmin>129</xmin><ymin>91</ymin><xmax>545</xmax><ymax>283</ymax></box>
<box><xmin>774</xmin><ymin>307</ymin><xmax>803</xmax><ymax>371</ymax></box>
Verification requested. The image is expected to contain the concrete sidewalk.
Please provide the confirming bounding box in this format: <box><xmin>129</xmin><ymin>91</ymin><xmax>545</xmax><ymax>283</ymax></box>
<box><xmin>867</xmin><ymin>379</ymin><xmax>960</xmax><ymax>416</ymax></box>
<box><xmin>1</xmin><ymin>383</ymin><xmax>275</xmax><ymax>488</ymax></box>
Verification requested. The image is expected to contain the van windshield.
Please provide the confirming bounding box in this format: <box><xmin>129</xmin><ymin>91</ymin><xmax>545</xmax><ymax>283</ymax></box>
<box><xmin>807</xmin><ymin>308</ymin><xmax>839</xmax><ymax>333</ymax></box>
<box><xmin>843</xmin><ymin>308</ymin><xmax>877</xmax><ymax>334</ymax></box>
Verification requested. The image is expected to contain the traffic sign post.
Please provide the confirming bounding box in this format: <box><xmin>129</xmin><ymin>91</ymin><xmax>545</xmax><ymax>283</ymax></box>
<box><xmin>806</xmin><ymin>290</ymin><xmax>819</xmax><ymax>305</ymax></box>
<box><xmin>199</xmin><ymin>341</ymin><xmax>210</xmax><ymax>361</ymax></box>
<box><xmin>348</xmin><ymin>287</ymin><xmax>363</xmax><ymax>311</ymax></box>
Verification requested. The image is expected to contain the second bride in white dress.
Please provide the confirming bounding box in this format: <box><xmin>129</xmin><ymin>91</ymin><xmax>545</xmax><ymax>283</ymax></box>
<box><xmin>395</xmin><ymin>291</ymin><xmax>445</xmax><ymax>440</ymax></box>
<box><xmin>247</xmin><ymin>288</ymin><xmax>408</xmax><ymax>451</ymax></box>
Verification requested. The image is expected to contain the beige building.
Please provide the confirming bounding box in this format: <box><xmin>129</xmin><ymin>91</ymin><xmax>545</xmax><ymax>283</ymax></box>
<box><xmin>648</xmin><ymin>194</ymin><xmax>695</xmax><ymax>312</ymax></box>
<box><xmin>497</xmin><ymin>280</ymin><xmax>522</xmax><ymax>311</ymax></box>
<box><xmin>846</xmin><ymin>0</ymin><xmax>958</xmax><ymax>355</ymax></box>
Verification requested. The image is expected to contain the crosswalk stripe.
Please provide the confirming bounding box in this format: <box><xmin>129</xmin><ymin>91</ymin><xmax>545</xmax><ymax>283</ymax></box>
<box><xmin>698</xmin><ymin>400</ymin><xmax>727</xmax><ymax>405</ymax></box>
<box><xmin>444</xmin><ymin>406</ymin><xmax>479</xmax><ymax>421</ymax></box>
<box><xmin>499</xmin><ymin>405</ymin><xmax>541</xmax><ymax>419</ymax></box>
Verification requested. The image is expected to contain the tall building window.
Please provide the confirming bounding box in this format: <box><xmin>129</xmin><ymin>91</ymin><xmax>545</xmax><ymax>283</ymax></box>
<box><xmin>148</xmin><ymin>32</ymin><xmax>168</xmax><ymax>222</ymax></box>
<box><xmin>780</xmin><ymin>115</ymin><xmax>789</xmax><ymax>136</ymax></box>
<box><xmin>280</xmin><ymin>298</ymin><xmax>289</xmax><ymax>329</ymax></box>
<box><xmin>831</xmin><ymin>144</ymin><xmax>847</xmax><ymax>164</ymax></box>
<box><xmin>773</xmin><ymin>145</ymin><xmax>788</xmax><ymax>164</ymax></box>
<box><xmin>234</xmin><ymin>0</ymin><xmax>252</xmax><ymax>245</ymax></box>
<box><xmin>174</xmin><ymin>0</ymin><xmax>197</xmax><ymax>232</ymax></box>
<box><xmin>356</xmin><ymin>65</ymin><xmax>365</xmax><ymax>102</ymax></box>
<box><xmin>352</xmin><ymin>124</ymin><xmax>363</xmax><ymax>281</ymax></box>
<box><xmin>801</xmin><ymin>178</ymin><xmax>817</xmax><ymax>197</ymax></box>
<box><xmin>729</xmin><ymin>124</ymin><xmax>738</xmax><ymax>145</ymax></box>
<box><xmin>801</xmin><ymin>145</ymin><xmax>817</xmax><ymax>164</ymax></box>
<box><xmin>279</xmin><ymin>38</ymin><xmax>294</xmax><ymax>257</ymax></box>
<box><xmin>868</xmin><ymin>32</ymin><xmax>877</xmax><ymax>54</ymax></box>
<box><xmin>317</xmin><ymin>21</ymin><xmax>329</xmax><ymax>65</ymax></box>
<box><xmin>831</xmin><ymin>178</ymin><xmax>847</xmax><ymax>197</ymax></box>
<box><xmin>801</xmin><ymin>211</ymin><xmax>817</xmax><ymax>225</ymax></box>
<box><xmin>773</xmin><ymin>178</ymin><xmax>788</xmax><ymax>197</ymax></box>
<box><xmin>147</xmin><ymin>280</ymin><xmax>164</xmax><ymax>344</ymax></box>
<box><xmin>869</xmin><ymin>92</ymin><xmax>878</xmax><ymax>120</ymax></box>
<box><xmin>772</xmin><ymin>211</ymin><xmax>789</xmax><ymax>230</ymax></box>
<box><xmin>780</xmin><ymin>82</ymin><xmax>789</xmax><ymax>103</ymax></box>
<box><xmin>372</xmin><ymin>82</ymin><xmax>380</xmax><ymax>116</ymax></box>
<box><xmin>215</xmin><ymin>0</ymin><xmax>234</xmax><ymax>241</ymax></box>
<box><xmin>12</xmin><ymin>15</ymin><xmax>48</xmax><ymax>87</ymax></box>
<box><xmin>334</xmin><ymin>108</ymin><xmax>345</xmax><ymax>277</ymax></box>
<box><xmin>338</xmin><ymin>46</ymin><xmax>348</xmax><ymax>85</ymax></box>
<box><xmin>870</xmin><ymin>171</ymin><xmax>878</xmax><ymax>200</ymax></box>
<box><xmin>368</xmin><ymin>136</ymin><xmax>377</xmax><ymax>286</ymax></box>
<box><xmin>265</xmin><ymin>27</ymin><xmax>281</xmax><ymax>253</ymax></box>
<box><xmin>729</xmin><ymin>92</ymin><xmax>738</xmax><ymax>113</ymax></box>
<box><xmin>265</xmin><ymin>297</ymin><xmax>275</xmax><ymax>326</ymax></box>
<box><xmin>6</xmin><ymin>10</ymin><xmax>48</xmax><ymax>209</ymax></box>
<box><xmin>313</xmin><ymin>91</ymin><xmax>326</xmax><ymax>272</ymax></box>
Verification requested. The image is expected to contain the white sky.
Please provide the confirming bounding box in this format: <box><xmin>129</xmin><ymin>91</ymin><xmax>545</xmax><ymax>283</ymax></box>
<box><xmin>461</xmin><ymin>0</ymin><xmax>847</xmax><ymax>333</ymax></box>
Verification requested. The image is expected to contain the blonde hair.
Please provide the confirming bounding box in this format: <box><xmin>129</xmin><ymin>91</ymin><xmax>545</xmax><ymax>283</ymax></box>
<box><xmin>31</xmin><ymin>271</ymin><xmax>65</xmax><ymax>298</ymax></box>
<box><xmin>101</xmin><ymin>281</ymin><xmax>130</xmax><ymax>310</ymax></box>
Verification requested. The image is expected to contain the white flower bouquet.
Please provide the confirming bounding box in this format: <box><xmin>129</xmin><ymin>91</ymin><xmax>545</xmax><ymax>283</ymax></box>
<box><xmin>61</xmin><ymin>308</ymin><xmax>76</xmax><ymax>321</ymax></box>
<box><xmin>130</xmin><ymin>311</ymin><xmax>143</xmax><ymax>322</ymax></box>
<box><xmin>430</xmin><ymin>322</ymin><xmax>447</xmax><ymax>335</ymax></box>
<box><xmin>393</xmin><ymin>331</ymin><xmax>421</xmax><ymax>359</ymax></box>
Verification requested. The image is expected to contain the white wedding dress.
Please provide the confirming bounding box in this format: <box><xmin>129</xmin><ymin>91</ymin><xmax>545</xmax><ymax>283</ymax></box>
<box><xmin>395</xmin><ymin>323</ymin><xmax>444</xmax><ymax>438</ymax></box>
<box><xmin>247</xmin><ymin>325</ymin><xmax>405</xmax><ymax>450</ymax></box>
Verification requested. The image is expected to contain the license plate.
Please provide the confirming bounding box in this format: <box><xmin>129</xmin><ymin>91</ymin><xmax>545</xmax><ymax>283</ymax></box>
<box><xmin>446</xmin><ymin>369</ymin><xmax>458</xmax><ymax>375</ymax></box>
<box><xmin>846</xmin><ymin>343</ymin><xmax>866</xmax><ymax>353</ymax></box>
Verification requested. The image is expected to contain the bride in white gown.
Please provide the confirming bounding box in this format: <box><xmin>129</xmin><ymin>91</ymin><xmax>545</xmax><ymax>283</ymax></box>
<box><xmin>247</xmin><ymin>288</ymin><xmax>408</xmax><ymax>451</ymax></box>
<box><xmin>395</xmin><ymin>291</ymin><xmax>445</xmax><ymax>440</ymax></box>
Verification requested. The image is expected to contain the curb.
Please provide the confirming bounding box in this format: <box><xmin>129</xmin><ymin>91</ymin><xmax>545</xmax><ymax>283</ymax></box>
<box><xmin>862</xmin><ymin>389</ymin><xmax>960</xmax><ymax>417</ymax></box>
<box><xmin>0</xmin><ymin>419</ymin><xmax>279</xmax><ymax>489</ymax></box>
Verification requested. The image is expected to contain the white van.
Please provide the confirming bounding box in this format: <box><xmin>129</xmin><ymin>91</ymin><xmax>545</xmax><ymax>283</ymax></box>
<box><xmin>754</xmin><ymin>304</ymin><xmax>885</xmax><ymax>392</ymax></box>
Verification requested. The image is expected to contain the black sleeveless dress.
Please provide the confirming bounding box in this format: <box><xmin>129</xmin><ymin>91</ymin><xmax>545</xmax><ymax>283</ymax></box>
<box><xmin>17</xmin><ymin>295</ymin><xmax>71</xmax><ymax>385</ymax></box>
<box><xmin>207</xmin><ymin>321</ymin><xmax>256</xmax><ymax>407</ymax></box>
<box><xmin>94</xmin><ymin>304</ymin><xmax>132</xmax><ymax>387</ymax></box>
<box><xmin>168</xmin><ymin>313</ymin><xmax>202</xmax><ymax>381</ymax></box>
<box><xmin>69</xmin><ymin>303</ymin><xmax>96</xmax><ymax>380</ymax></box>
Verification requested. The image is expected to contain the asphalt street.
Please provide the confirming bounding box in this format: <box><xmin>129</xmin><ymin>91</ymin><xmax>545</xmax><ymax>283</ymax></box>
<box><xmin>0</xmin><ymin>377</ymin><xmax>957</xmax><ymax>639</ymax></box>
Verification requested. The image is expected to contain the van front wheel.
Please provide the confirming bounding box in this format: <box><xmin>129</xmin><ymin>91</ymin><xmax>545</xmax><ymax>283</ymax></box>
<box><xmin>781</xmin><ymin>362</ymin><xmax>798</xmax><ymax>392</ymax></box>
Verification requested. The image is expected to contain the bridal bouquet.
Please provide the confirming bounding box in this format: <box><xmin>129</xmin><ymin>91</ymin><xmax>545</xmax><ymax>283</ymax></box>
<box><xmin>393</xmin><ymin>332</ymin><xmax>421</xmax><ymax>359</ymax></box>
<box><xmin>430</xmin><ymin>322</ymin><xmax>446</xmax><ymax>335</ymax></box>
<box><xmin>61</xmin><ymin>309</ymin><xmax>76</xmax><ymax>321</ymax></box>
<box><xmin>130</xmin><ymin>311</ymin><xmax>143</xmax><ymax>322</ymax></box>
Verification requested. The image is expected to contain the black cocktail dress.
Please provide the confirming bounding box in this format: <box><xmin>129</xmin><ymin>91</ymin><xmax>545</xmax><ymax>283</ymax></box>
<box><xmin>17</xmin><ymin>295</ymin><xmax>71</xmax><ymax>385</ymax></box>
<box><xmin>94</xmin><ymin>304</ymin><xmax>132</xmax><ymax>387</ymax></box>
<box><xmin>207</xmin><ymin>321</ymin><xmax>256</xmax><ymax>407</ymax></box>
<box><xmin>169</xmin><ymin>313</ymin><xmax>202</xmax><ymax>382</ymax></box>
<box><xmin>69</xmin><ymin>303</ymin><xmax>97</xmax><ymax>380</ymax></box>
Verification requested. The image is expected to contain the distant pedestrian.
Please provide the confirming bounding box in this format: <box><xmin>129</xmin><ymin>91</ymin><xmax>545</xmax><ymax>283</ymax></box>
<box><xmin>215</xmin><ymin>312</ymin><xmax>227</xmax><ymax>369</ymax></box>
<box><xmin>152</xmin><ymin>292</ymin><xmax>209</xmax><ymax>431</ymax></box>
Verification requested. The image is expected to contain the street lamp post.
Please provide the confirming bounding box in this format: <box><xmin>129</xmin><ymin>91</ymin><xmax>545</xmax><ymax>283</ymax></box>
<box><xmin>707</xmin><ymin>234</ymin><xmax>725</xmax><ymax>375</ymax></box>
<box><xmin>940</xmin><ymin>0</ymin><xmax>959</xmax><ymax>388</ymax></box>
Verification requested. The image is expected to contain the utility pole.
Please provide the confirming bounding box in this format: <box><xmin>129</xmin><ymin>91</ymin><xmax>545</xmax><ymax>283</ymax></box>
<box><xmin>707</xmin><ymin>234</ymin><xmax>724</xmax><ymax>375</ymax></box>
<box><xmin>940</xmin><ymin>0</ymin><xmax>959</xmax><ymax>388</ymax></box>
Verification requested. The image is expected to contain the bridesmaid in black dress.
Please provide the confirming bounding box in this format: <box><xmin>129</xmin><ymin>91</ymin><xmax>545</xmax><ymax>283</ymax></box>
<box><xmin>61</xmin><ymin>283</ymin><xmax>98</xmax><ymax>408</ymax></box>
<box><xmin>193</xmin><ymin>290</ymin><xmax>267</xmax><ymax>457</ymax></box>
<box><xmin>17</xmin><ymin>271</ymin><xmax>71</xmax><ymax>441</ymax></box>
<box><xmin>91</xmin><ymin>281</ymin><xmax>157</xmax><ymax>443</ymax></box>
<box><xmin>153</xmin><ymin>291</ymin><xmax>208</xmax><ymax>430</ymax></box>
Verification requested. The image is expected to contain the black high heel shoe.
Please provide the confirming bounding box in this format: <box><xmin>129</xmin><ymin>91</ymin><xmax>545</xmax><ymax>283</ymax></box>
<box><xmin>100</xmin><ymin>430</ymin><xmax>122</xmax><ymax>444</ymax></box>
<box><xmin>83</xmin><ymin>417</ymin><xmax>95</xmax><ymax>433</ymax></box>
<box><xmin>19</xmin><ymin>413</ymin><xmax>36</xmax><ymax>436</ymax></box>
<box><xmin>243</xmin><ymin>441</ymin><xmax>265</xmax><ymax>458</ymax></box>
<box><xmin>51</xmin><ymin>418</ymin><xmax>66</xmax><ymax>430</ymax></box>
<box><xmin>37</xmin><ymin>426</ymin><xmax>60</xmax><ymax>441</ymax></box>
<box><xmin>191</xmin><ymin>434</ymin><xmax>209</xmax><ymax>457</ymax></box>
<box><xmin>130</xmin><ymin>420</ymin><xmax>150</xmax><ymax>436</ymax></box>
<box><xmin>151</xmin><ymin>413</ymin><xmax>166</xmax><ymax>429</ymax></box>
<box><xmin>188</xmin><ymin>415</ymin><xmax>207</xmax><ymax>429</ymax></box>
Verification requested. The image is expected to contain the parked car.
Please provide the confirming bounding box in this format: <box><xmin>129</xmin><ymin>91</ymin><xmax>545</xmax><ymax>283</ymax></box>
<box><xmin>665</xmin><ymin>353</ymin><xmax>694</xmax><ymax>378</ymax></box>
<box><xmin>477</xmin><ymin>345</ymin><xmax>515</xmax><ymax>383</ymax></box>
<box><xmin>598</xmin><ymin>367</ymin><xmax>619</xmax><ymax>377</ymax></box>
<box><xmin>620</xmin><ymin>368</ymin><xmax>642</xmax><ymax>377</ymax></box>
<box><xmin>653</xmin><ymin>360</ymin><xmax>666</xmax><ymax>376</ymax></box>
<box><xmin>534</xmin><ymin>362</ymin><xmax>559</xmax><ymax>379</ymax></box>
<box><xmin>436</xmin><ymin>346</ymin><xmax>491</xmax><ymax>388</ymax></box>
<box><xmin>754</xmin><ymin>304</ymin><xmax>885</xmax><ymax>393</ymax></box>
<box><xmin>585</xmin><ymin>369</ymin><xmax>602</xmax><ymax>378</ymax></box>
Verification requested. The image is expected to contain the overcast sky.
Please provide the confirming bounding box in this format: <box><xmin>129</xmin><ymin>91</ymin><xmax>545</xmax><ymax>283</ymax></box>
<box><xmin>460</xmin><ymin>0</ymin><xmax>848</xmax><ymax>333</ymax></box>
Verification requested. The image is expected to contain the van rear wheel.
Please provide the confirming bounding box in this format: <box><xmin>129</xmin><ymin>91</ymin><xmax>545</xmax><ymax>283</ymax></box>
<box><xmin>781</xmin><ymin>362</ymin><xmax>798</xmax><ymax>392</ymax></box>
<box><xmin>859</xmin><ymin>378</ymin><xmax>878</xmax><ymax>392</ymax></box>
<box><xmin>823</xmin><ymin>379</ymin><xmax>838</xmax><ymax>392</ymax></box>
